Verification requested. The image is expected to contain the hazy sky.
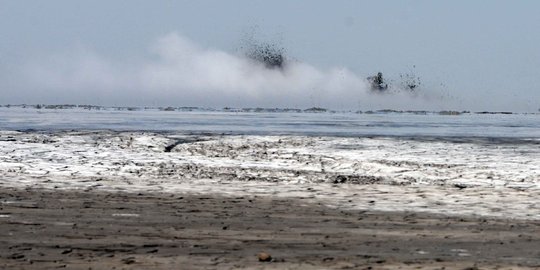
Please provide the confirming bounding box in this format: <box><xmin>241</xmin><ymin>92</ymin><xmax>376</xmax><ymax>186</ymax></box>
<box><xmin>1</xmin><ymin>1</ymin><xmax>539</xmax><ymax>111</ymax></box>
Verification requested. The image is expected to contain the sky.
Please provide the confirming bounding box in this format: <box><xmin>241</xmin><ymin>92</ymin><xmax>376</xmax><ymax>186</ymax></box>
<box><xmin>1</xmin><ymin>0</ymin><xmax>539</xmax><ymax>111</ymax></box>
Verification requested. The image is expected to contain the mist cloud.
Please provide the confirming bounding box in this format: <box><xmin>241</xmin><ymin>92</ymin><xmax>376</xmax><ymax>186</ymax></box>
<box><xmin>10</xmin><ymin>32</ymin><xmax>455</xmax><ymax>110</ymax></box>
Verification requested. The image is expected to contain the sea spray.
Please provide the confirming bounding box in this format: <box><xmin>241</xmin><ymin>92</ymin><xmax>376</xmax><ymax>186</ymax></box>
<box><xmin>18</xmin><ymin>32</ymin><xmax>452</xmax><ymax>110</ymax></box>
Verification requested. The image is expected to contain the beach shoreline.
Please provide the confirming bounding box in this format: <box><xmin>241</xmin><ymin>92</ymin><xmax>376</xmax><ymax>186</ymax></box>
<box><xmin>1</xmin><ymin>130</ymin><xmax>539</xmax><ymax>268</ymax></box>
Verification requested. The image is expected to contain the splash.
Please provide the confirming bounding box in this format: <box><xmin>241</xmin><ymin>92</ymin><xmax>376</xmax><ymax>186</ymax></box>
<box><xmin>14</xmin><ymin>32</ymin><xmax>454</xmax><ymax>110</ymax></box>
<box><xmin>367</xmin><ymin>67</ymin><xmax>421</xmax><ymax>94</ymax></box>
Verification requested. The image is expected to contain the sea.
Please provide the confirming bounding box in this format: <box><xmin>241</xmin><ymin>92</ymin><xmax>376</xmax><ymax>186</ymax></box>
<box><xmin>0</xmin><ymin>106</ymin><xmax>539</xmax><ymax>140</ymax></box>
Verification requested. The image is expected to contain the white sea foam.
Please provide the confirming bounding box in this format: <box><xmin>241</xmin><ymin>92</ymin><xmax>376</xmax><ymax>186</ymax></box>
<box><xmin>0</xmin><ymin>131</ymin><xmax>538</xmax><ymax>220</ymax></box>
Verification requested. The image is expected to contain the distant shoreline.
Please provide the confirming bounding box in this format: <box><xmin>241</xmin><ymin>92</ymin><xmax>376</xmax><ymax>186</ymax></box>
<box><xmin>1</xmin><ymin>104</ymin><xmax>537</xmax><ymax>115</ymax></box>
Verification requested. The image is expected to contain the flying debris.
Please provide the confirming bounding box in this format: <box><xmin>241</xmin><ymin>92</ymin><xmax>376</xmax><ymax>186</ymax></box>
<box><xmin>367</xmin><ymin>72</ymin><xmax>388</xmax><ymax>92</ymax></box>
<box><xmin>245</xmin><ymin>42</ymin><xmax>286</xmax><ymax>70</ymax></box>
<box><xmin>399</xmin><ymin>67</ymin><xmax>421</xmax><ymax>92</ymax></box>
<box><xmin>368</xmin><ymin>67</ymin><xmax>423</xmax><ymax>94</ymax></box>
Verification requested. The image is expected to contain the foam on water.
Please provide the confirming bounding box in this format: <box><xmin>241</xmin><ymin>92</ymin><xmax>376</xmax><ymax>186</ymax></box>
<box><xmin>0</xmin><ymin>130</ymin><xmax>538</xmax><ymax>220</ymax></box>
<box><xmin>1</xmin><ymin>107</ymin><xmax>538</xmax><ymax>219</ymax></box>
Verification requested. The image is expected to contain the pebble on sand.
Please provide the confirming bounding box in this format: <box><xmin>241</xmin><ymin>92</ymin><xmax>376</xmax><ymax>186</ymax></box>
<box><xmin>258</xmin><ymin>252</ymin><xmax>272</xmax><ymax>262</ymax></box>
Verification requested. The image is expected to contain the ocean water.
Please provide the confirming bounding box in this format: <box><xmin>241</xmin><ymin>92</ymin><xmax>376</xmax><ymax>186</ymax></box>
<box><xmin>0</xmin><ymin>107</ymin><xmax>539</xmax><ymax>139</ymax></box>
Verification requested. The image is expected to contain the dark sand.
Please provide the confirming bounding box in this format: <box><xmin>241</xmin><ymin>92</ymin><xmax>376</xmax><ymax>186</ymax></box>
<box><xmin>0</xmin><ymin>187</ymin><xmax>538</xmax><ymax>269</ymax></box>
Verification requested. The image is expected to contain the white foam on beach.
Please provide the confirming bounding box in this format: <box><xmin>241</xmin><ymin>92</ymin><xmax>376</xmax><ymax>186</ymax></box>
<box><xmin>112</xmin><ymin>213</ymin><xmax>140</xmax><ymax>217</ymax></box>
<box><xmin>0</xmin><ymin>131</ymin><xmax>538</xmax><ymax>220</ymax></box>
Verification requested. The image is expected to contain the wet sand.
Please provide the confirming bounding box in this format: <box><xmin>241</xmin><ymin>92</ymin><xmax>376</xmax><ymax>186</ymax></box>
<box><xmin>1</xmin><ymin>187</ymin><xmax>538</xmax><ymax>269</ymax></box>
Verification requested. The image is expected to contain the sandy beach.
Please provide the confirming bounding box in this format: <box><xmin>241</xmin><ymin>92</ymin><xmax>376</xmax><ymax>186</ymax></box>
<box><xmin>0</xmin><ymin>130</ymin><xmax>539</xmax><ymax>269</ymax></box>
<box><xmin>1</xmin><ymin>187</ymin><xmax>539</xmax><ymax>269</ymax></box>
